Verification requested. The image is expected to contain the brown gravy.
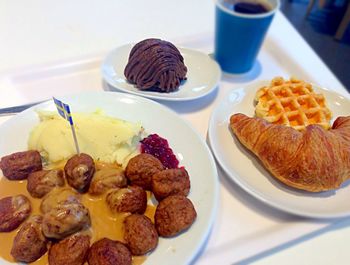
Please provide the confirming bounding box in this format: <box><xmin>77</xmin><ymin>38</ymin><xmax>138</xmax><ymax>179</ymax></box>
<box><xmin>0</xmin><ymin>162</ymin><xmax>155</xmax><ymax>265</ymax></box>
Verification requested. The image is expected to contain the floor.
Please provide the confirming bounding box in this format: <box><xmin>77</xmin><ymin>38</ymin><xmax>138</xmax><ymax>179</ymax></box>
<box><xmin>281</xmin><ymin>0</ymin><xmax>350</xmax><ymax>92</ymax></box>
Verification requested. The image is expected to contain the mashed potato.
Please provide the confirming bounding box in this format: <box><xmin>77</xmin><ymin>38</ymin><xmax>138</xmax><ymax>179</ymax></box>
<box><xmin>28</xmin><ymin>110</ymin><xmax>143</xmax><ymax>167</ymax></box>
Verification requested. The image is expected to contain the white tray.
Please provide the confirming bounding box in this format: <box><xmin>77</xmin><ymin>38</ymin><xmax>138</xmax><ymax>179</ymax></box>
<box><xmin>0</xmin><ymin>32</ymin><xmax>348</xmax><ymax>264</ymax></box>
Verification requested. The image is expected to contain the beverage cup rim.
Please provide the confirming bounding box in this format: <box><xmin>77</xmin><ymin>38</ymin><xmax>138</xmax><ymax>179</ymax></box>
<box><xmin>215</xmin><ymin>0</ymin><xmax>280</xmax><ymax>19</ymax></box>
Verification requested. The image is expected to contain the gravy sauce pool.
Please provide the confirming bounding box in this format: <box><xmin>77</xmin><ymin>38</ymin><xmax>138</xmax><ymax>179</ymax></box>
<box><xmin>0</xmin><ymin>162</ymin><xmax>155</xmax><ymax>265</ymax></box>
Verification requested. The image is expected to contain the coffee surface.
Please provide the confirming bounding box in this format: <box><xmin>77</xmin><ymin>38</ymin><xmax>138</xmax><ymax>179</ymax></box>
<box><xmin>233</xmin><ymin>2</ymin><xmax>270</xmax><ymax>14</ymax></box>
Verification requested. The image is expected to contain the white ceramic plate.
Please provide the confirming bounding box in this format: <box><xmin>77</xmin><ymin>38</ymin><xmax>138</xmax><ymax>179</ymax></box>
<box><xmin>0</xmin><ymin>91</ymin><xmax>219</xmax><ymax>265</ymax></box>
<box><xmin>101</xmin><ymin>43</ymin><xmax>221</xmax><ymax>101</ymax></box>
<box><xmin>208</xmin><ymin>81</ymin><xmax>350</xmax><ymax>219</ymax></box>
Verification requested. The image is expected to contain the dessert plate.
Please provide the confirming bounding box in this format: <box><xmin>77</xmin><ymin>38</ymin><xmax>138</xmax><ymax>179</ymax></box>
<box><xmin>208</xmin><ymin>81</ymin><xmax>350</xmax><ymax>218</ymax></box>
<box><xmin>102</xmin><ymin>43</ymin><xmax>221</xmax><ymax>101</ymax></box>
<box><xmin>0</xmin><ymin>91</ymin><xmax>219</xmax><ymax>265</ymax></box>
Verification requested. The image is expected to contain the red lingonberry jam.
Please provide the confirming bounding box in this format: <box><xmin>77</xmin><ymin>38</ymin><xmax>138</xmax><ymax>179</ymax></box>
<box><xmin>140</xmin><ymin>134</ymin><xmax>179</xmax><ymax>169</ymax></box>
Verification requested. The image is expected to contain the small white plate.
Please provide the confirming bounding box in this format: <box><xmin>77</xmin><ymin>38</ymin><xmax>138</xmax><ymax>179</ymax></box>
<box><xmin>102</xmin><ymin>43</ymin><xmax>221</xmax><ymax>101</ymax></box>
<box><xmin>208</xmin><ymin>81</ymin><xmax>350</xmax><ymax>219</ymax></box>
<box><xmin>0</xmin><ymin>91</ymin><xmax>219</xmax><ymax>265</ymax></box>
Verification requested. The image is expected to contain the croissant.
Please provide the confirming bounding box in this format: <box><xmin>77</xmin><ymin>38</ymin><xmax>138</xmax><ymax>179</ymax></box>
<box><xmin>230</xmin><ymin>113</ymin><xmax>350</xmax><ymax>192</ymax></box>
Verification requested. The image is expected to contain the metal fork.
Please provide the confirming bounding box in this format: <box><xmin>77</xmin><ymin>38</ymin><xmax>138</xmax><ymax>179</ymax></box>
<box><xmin>0</xmin><ymin>101</ymin><xmax>45</xmax><ymax>116</ymax></box>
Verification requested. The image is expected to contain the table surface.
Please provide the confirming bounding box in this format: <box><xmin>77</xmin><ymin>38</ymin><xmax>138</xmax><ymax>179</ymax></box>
<box><xmin>1</xmin><ymin>1</ymin><xmax>350</xmax><ymax>264</ymax></box>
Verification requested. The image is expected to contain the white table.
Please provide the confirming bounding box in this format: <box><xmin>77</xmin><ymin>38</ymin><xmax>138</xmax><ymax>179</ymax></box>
<box><xmin>0</xmin><ymin>1</ymin><xmax>350</xmax><ymax>264</ymax></box>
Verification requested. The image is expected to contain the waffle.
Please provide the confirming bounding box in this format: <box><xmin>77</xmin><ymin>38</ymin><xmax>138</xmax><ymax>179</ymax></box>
<box><xmin>255</xmin><ymin>77</ymin><xmax>332</xmax><ymax>131</ymax></box>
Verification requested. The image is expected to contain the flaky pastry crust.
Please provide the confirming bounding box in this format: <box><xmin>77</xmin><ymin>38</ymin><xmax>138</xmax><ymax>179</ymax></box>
<box><xmin>230</xmin><ymin>113</ymin><xmax>350</xmax><ymax>192</ymax></box>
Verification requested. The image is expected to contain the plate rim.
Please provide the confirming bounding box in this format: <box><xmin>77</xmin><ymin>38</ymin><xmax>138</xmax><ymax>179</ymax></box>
<box><xmin>0</xmin><ymin>91</ymin><xmax>220</xmax><ymax>265</ymax></box>
<box><xmin>101</xmin><ymin>43</ymin><xmax>222</xmax><ymax>102</ymax></box>
<box><xmin>208</xmin><ymin>81</ymin><xmax>350</xmax><ymax>219</ymax></box>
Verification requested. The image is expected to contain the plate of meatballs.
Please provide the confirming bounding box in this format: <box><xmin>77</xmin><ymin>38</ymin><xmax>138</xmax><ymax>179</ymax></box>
<box><xmin>0</xmin><ymin>91</ymin><xmax>219</xmax><ymax>265</ymax></box>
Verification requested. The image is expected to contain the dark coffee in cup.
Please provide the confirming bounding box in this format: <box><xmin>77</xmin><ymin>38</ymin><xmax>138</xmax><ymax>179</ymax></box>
<box><xmin>231</xmin><ymin>1</ymin><xmax>271</xmax><ymax>14</ymax></box>
<box><xmin>215</xmin><ymin>0</ymin><xmax>279</xmax><ymax>73</ymax></box>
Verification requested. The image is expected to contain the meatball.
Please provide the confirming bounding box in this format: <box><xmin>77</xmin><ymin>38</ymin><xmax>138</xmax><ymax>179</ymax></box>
<box><xmin>49</xmin><ymin>234</ymin><xmax>90</xmax><ymax>265</ymax></box>
<box><xmin>0</xmin><ymin>195</ymin><xmax>31</xmax><ymax>232</ymax></box>
<box><xmin>152</xmin><ymin>168</ymin><xmax>190</xmax><ymax>201</ymax></box>
<box><xmin>124</xmin><ymin>214</ymin><xmax>158</xmax><ymax>255</ymax></box>
<box><xmin>11</xmin><ymin>215</ymin><xmax>47</xmax><ymax>263</ymax></box>
<box><xmin>125</xmin><ymin>153</ymin><xmax>164</xmax><ymax>190</ymax></box>
<box><xmin>89</xmin><ymin>168</ymin><xmax>127</xmax><ymax>195</ymax></box>
<box><xmin>106</xmin><ymin>186</ymin><xmax>147</xmax><ymax>214</ymax></box>
<box><xmin>87</xmin><ymin>238</ymin><xmax>131</xmax><ymax>265</ymax></box>
<box><xmin>27</xmin><ymin>169</ymin><xmax>65</xmax><ymax>198</ymax></box>
<box><xmin>40</xmin><ymin>187</ymin><xmax>80</xmax><ymax>213</ymax></box>
<box><xmin>0</xmin><ymin>150</ymin><xmax>42</xmax><ymax>180</ymax></box>
<box><xmin>64</xmin><ymin>153</ymin><xmax>95</xmax><ymax>192</ymax></box>
<box><xmin>154</xmin><ymin>195</ymin><xmax>196</xmax><ymax>237</ymax></box>
<box><xmin>42</xmin><ymin>201</ymin><xmax>91</xmax><ymax>239</ymax></box>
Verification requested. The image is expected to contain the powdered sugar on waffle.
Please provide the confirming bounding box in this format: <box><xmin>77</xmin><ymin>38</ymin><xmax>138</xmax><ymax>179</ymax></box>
<box><xmin>255</xmin><ymin>77</ymin><xmax>332</xmax><ymax>131</ymax></box>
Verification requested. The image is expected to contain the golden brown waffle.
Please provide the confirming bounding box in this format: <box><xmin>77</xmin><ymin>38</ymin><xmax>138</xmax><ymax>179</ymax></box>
<box><xmin>255</xmin><ymin>77</ymin><xmax>332</xmax><ymax>131</ymax></box>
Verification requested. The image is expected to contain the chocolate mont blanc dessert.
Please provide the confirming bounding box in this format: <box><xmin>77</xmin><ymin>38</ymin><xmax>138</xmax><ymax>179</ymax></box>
<box><xmin>124</xmin><ymin>38</ymin><xmax>187</xmax><ymax>93</ymax></box>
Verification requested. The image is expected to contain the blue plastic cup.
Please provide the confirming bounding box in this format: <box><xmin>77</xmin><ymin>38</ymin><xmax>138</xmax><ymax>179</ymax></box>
<box><xmin>214</xmin><ymin>0</ymin><xmax>280</xmax><ymax>74</ymax></box>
